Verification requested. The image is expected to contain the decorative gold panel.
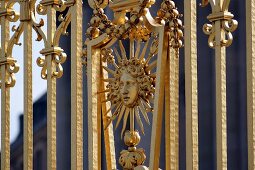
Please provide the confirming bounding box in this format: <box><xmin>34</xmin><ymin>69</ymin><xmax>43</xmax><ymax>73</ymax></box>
<box><xmin>86</xmin><ymin>0</ymin><xmax>183</xmax><ymax>169</ymax></box>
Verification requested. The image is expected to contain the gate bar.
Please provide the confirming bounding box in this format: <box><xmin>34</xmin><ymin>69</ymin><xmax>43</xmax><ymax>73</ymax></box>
<box><xmin>46</xmin><ymin>6</ymin><xmax>57</xmax><ymax>170</ymax></box>
<box><xmin>184</xmin><ymin>0</ymin><xmax>199</xmax><ymax>169</ymax></box>
<box><xmin>215</xmin><ymin>17</ymin><xmax>227</xmax><ymax>170</ymax></box>
<box><xmin>1</xmin><ymin>1</ymin><xmax>11</xmax><ymax>169</ymax></box>
<box><xmin>246</xmin><ymin>0</ymin><xmax>255</xmax><ymax>169</ymax></box>
<box><xmin>165</xmin><ymin>46</ymin><xmax>179</xmax><ymax>170</ymax></box>
<box><xmin>23</xmin><ymin>14</ymin><xmax>33</xmax><ymax>170</ymax></box>
<box><xmin>71</xmin><ymin>0</ymin><xmax>83</xmax><ymax>169</ymax></box>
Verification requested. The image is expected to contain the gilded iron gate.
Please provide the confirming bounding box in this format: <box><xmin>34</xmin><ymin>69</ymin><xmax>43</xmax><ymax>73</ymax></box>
<box><xmin>0</xmin><ymin>0</ymin><xmax>254</xmax><ymax>169</ymax></box>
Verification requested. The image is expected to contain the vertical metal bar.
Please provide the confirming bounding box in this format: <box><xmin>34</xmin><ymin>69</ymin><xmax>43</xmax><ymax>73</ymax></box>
<box><xmin>246</xmin><ymin>0</ymin><xmax>255</xmax><ymax>169</ymax></box>
<box><xmin>1</xmin><ymin>1</ymin><xmax>10</xmax><ymax>169</ymax></box>
<box><xmin>215</xmin><ymin>20</ymin><xmax>227</xmax><ymax>170</ymax></box>
<box><xmin>184</xmin><ymin>0</ymin><xmax>199</xmax><ymax>169</ymax></box>
<box><xmin>1</xmin><ymin>69</ymin><xmax>10</xmax><ymax>170</ymax></box>
<box><xmin>71</xmin><ymin>0</ymin><xmax>83</xmax><ymax>169</ymax></box>
<box><xmin>87</xmin><ymin>48</ymin><xmax>101</xmax><ymax>170</ymax></box>
<box><xmin>23</xmin><ymin>19</ymin><xmax>33</xmax><ymax>170</ymax></box>
<box><xmin>165</xmin><ymin>47</ymin><xmax>179</xmax><ymax>170</ymax></box>
<box><xmin>149</xmin><ymin>29</ymin><xmax>167</xmax><ymax>170</ymax></box>
<box><xmin>46</xmin><ymin>6</ymin><xmax>57</xmax><ymax>170</ymax></box>
<box><xmin>100</xmin><ymin>67</ymin><xmax>117</xmax><ymax>169</ymax></box>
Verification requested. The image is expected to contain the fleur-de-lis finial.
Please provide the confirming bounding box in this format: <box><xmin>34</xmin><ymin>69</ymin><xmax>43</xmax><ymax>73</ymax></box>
<box><xmin>202</xmin><ymin>0</ymin><xmax>238</xmax><ymax>48</ymax></box>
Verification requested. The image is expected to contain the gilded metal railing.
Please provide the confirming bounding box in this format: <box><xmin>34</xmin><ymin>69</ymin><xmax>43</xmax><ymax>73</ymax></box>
<box><xmin>0</xmin><ymin>0</ymin><xmax>249</xmax><ymax>169</ymax></box>
<box><xmin>0</xmin><ymin>0</ymin><xmax>83</xmax><ymax>169</ymax></box>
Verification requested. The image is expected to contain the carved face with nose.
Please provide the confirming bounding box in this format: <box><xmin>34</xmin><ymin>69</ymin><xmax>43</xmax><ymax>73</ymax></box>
<box><xmin>119</xmin><ymin>69</ymin><xmax>139</xmax><ymax>107</ymax></box>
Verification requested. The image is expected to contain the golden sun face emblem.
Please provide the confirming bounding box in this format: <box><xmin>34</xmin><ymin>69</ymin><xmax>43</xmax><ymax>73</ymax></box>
<box><xmin>102</xmin><ymin>39</ymin><xmax>158</xmax><ymax>137</ymax></box>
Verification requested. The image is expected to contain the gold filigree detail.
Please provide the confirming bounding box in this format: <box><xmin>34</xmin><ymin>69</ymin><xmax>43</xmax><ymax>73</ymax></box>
<box><xmin>86</xmin><ymin>0</ymin><xmax>156</xmax><ymax>41</ymax></box>
<box><xmin>36</xmin><ymin>0</ymin><xmax>75</xmax><ymax>14</ymax></box>
<box><xmin>202</xmin><ymin>1</ymin><xmax>238</xmax><ymax>48</ymax></box>
<box><xmin>34</xmin><ymin>0</ymin><xmax>73</xmax><ymax>80</ymax></box>
<box><xmin>0</xmin><ymin>1</ymin><xmax>20</xmax><ymax>22</ymax></box>
<box><xmin>86</xmin><ymin>6</ymin><xmax>113</xmax><ymax>39</ymax></box>
<box><xmin>156</xmin><ymin>0</ymin><xmax>183</xmax><ymax>49</ymax></box>
<box><xmin>37</xmin><ymin>47</ymin><xmax>67</xmax><ymax>79</ymax></box>
<box><xmin>88</xmin><ymin>0</ymin><xmax>108</xmax><ymax>9</ymax></box>
<box><xmin>53</xmin><ymin>9</ymin><xmax>71</xmax><ymax>45</ymax></box>
<box><xmin>0</xmin><ymin>0</ymin><xmax>24</xmax><ymax>89</ymax></box>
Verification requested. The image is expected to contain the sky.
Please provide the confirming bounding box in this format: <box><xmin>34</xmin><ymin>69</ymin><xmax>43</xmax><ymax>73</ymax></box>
<box><xmin>0</xmin><ymin>4</ymin><xmax>47</xmax><ymax>145</ymax></box>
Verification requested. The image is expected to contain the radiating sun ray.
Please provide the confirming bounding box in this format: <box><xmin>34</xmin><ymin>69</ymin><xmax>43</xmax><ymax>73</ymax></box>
<box><xmin>105</xmin><ymin>117</ymin><xmax>112</xmax><ymax>130</ymax></box>
<box><xmin>139</xmin><ymin>40</ymin><xmax>149</xmax><ymax>60</ymax></box>
<box><xmin>102</xmin><ymin>66</ymin><xmax>115</xmax><ymax>75</ymax></box>
<box><xmin>112</xmin><ymin>62</ymin><xmax>119</xmax><ymax>69</ymax></box>
<box><xmin>150</xmin><ymin>72</ymin><xmax>156</xmax><ymax>78</ymax></box>
<box><xmin>145</xmin><ymin>52</ymin><xmax>156</xmax><ymax>65</ymax></box>
<box><xmin>102</xmin><ymin>78</ymin><xmax>115</xmax><ymax>82</ymax></box>
<box><xmin>121</xmin><ymin>108</ymin><xmax>130</xmax><ymax>138</ymax></box>
<box><xmin>97</xmin><ymin>89</ymin><xmax>110</xmax><ymax>94</ymax></box>
<box><xmin>138</xmin><ymin>101</ymin><xmax>150</xmax><ymax>125</ymax></box>
<box><xmin>135</xmin><ymin>106</ymin><xmax>145</xmax><ymax>134</ymax></box>
<box><xmin>104</xmin><ymin>102</ymin><xmax>121</xmax><ymax>116</ymax></box>
<box><xmin>119</xmin><ymin>40</ymin><xmax>127</xmax><ymax>60</ymax></box>
<box><xmin>111</xmin><ymin>103</ymin><xmax>123</xmax><ymax>119</ymax></box>
<box><xmin>101</xmin><ymin>98</ymin><xmax>111</xmax><ymax>103</ymax></box>
<box><xmin>114</xmin><ymin>47</ymin><xmax>122</xmax><ymax>63</ymax></box>
<box><xmin>115</xmin><ymin>105</ymin><xmax>126</xmax><ymax>129</ymax></box>
<box><xmin>146</xmin><ymin>60</ymin><xmax>157</xmax><ymax>72</ymax></box>
<box><xmin>135</xmin><ymin>40</ymin><xmax>141</xmax><ymax>59</ymax></box>
<box><xmin>141</xmin><ymin>99</ymin><xmax>152</xmax><ymax>112</ymax></box>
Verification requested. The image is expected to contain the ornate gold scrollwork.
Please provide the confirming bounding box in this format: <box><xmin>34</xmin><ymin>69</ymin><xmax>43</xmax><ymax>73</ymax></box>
<box><xmin>88</xmin><ymin>0</ymin><xmax>109</xmax><ymax>9</ymax></box>
<box><xmin>35</xmin><ymin>0</ymin><xmax>75</xmax><ymax>79</ymax></box>
<box><xmin>0</xmin><ymin>58</ymin><xmax>19</xmax><ymax>88</ymax></box>
<box><xmin>0</xmin><ymin>0</ymin><xmax>23</xmax><ymax>88</ymax></box>
<box><xmin>86</xmin><ymin>0</ymin><xmax>156</xmax><ymax>41</ymax></box>
<box><xmin>0</xmin><ymin>0</ymin><xmax>20</xmax><ymax>22</ymax></box>
<box><xmin>37</xmin><ymin>47</ymin><xmax>67</xmax><ymax>79</ymax></box>
<box><xmin>155</xmin><ymin>0</ymin><xmax>183</xmax><ymax>49</ymax></box>
<box><xmin>202</xmin><ymin>0</ymin><xmax>238</xmax><ymax>48</ymax></box>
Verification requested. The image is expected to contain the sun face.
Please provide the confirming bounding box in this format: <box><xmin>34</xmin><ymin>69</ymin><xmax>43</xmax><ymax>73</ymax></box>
<box><xmin>102</xmin><ymin>39</ymin><xmax>158</xmax><ymax>137</ymax></box>
<box><xmin>120</xmin><ymin>69</ymin><xmax>139</xmax><ymax>107</ymax></box>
